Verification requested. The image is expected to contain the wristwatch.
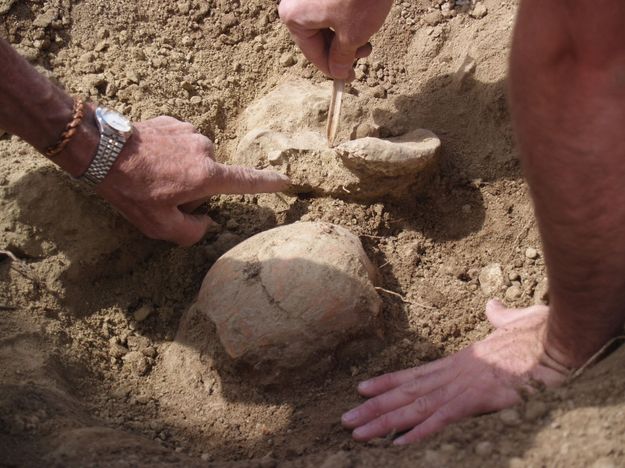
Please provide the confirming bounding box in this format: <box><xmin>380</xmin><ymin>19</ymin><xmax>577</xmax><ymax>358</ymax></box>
<box><xmin>81</xmin><ymin>107</ymin><xmax>133</xmax><ymax>186</ymax></box>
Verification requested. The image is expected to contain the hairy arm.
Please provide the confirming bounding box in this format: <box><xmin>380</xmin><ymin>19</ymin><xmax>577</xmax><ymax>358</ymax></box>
<box><xmin>510</xmin><ymin>0</ymin><xmax>625</xmax><ymax>367</ymax></box>
<box><xmin>0</xmin><ymin>37</ymin><xmax>96</xmax><ymax>176</ymax></box>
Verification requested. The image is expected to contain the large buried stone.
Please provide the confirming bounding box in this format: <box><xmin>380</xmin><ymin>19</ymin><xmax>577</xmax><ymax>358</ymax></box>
<box><xmin>233</xmin><ymin>80</ymin><xmax>441</xmax><ymax>201</ymax></box>
<box><xmin>176</xmin><ymin>222</ymin><xmax>381</xmax><ymax>383</ymax></box>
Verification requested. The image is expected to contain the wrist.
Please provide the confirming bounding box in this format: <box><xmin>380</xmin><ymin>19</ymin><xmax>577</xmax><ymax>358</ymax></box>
<box><xmin>53</xmin><ymin>103</ymin><xmax>99</xmax><ymax>178</ymax></box>
<box><xmin>545</xmin><ymin>302</ymin><xmax>623</xmax><ymax>369</ymax></box>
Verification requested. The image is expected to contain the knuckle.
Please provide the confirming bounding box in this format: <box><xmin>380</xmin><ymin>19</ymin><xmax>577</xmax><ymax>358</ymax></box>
<box><xmin>334</xmin><ymin>32</ymin><xmax>361</xmax><ymax>51</ymax></box>
<box><xmin>436</xmin><ymin>406</ymin><xmax>454</xmax><ymax>426</ymax></box>
<box><xmin>376</xmin><ymin>413</ymin><xmax>393</xmax><ymax>431</ymax></box>
<box><xmin>190</xmin><ymin>134</ymin><xmax>213</xmax><ymax>155</ymax></box>
<box><xmin>182</xmin><ymin>122</ymin><xmax>196</xmax><ymax>133</ymax></box>
<box><xmin>156</xmin><ymin>115</ymin><xmax>180</xmax><ymax>125</ymax></box>
<box><xmin>363</xmin><ymin>398</ymin><xmax>382</xmax><ymax>417</ymax></box>
<box><xmin>277</xmin><ymin>2</ymin><xmax>295</xmax><ymax>24</ymax></box>
<box><xmin>201</xmin><ymin>158</ymin><xmax>220</xmax><ymax>180</ymax></box>
<box><xmin>413</xmin><ymin>396</ymin><xmax>430</xmax><ymax>416</ymax></box>
<box><xmin>151</xmin><ymin>116</ymin><xmax>170</xmax><ymax>125</ymax></box>
<box><xmin>142</xmin><ymin>224</ymin><xmax>163</xmax><ymax>241</ymax></box>
<box><xmin>401</xmin><ymin>379</ymin><xmax>421</xmax><ymax>397</ymax></box>
<box><xmin>145</xmin><ymin>217</ymin><xmax>175</xmax><ymax>243</ymax></box>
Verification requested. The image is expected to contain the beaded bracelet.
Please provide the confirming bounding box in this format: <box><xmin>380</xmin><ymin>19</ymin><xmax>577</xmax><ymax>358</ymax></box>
<box><xmin>45</xmin><ymin>97</ymin><xmax>85</xmax><ymax>158</ymax></box>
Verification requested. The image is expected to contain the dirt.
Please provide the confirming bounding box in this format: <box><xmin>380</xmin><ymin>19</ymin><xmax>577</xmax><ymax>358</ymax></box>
<box><xmin>1</xmin><ymin>0</ymin><xmax>625</xmax><ymax>467</ymax></box>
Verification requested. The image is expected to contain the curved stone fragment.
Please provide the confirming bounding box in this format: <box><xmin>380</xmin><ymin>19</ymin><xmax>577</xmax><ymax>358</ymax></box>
<box><xmin>336</xmin><ymin>129</ymin><xmax>441</xmax><ymax>177</ymax></box>
<box><xmin>182</xmin><ymin>222</ymin><xmax>381</xmax><ymax>383</ymax></box>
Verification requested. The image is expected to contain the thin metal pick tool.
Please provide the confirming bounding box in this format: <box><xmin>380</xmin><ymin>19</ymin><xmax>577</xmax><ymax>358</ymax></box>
<box><xmin>326</xmin><ymin>79</ymin><xmax>345</xmax><ymax>148</ymax></box>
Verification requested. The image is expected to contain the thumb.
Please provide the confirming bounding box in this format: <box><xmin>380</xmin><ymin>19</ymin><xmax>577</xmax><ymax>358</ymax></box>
<box><xmin>485</xmin><ymin>299</ymin><xmax>548</xmax><ymax>329</ymax></box>
<box><xmin>168</xmin><ymin>211</ymin><xmax>221</xmax><ymax>247</ymax></box>
<box><xmin>329</xmin><ymin>34</ymin><xmax>358</xmax><ymax>80</ymax></box>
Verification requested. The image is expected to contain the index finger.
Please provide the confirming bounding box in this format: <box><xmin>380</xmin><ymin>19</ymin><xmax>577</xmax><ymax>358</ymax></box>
<box><xmin>199</xmin><ymin>161</ymin><xmax>291</xmax><ymax>197</ymax></box>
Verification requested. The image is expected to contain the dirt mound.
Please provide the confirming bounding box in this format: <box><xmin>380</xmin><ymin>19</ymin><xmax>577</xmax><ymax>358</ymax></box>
<box><xmin>2</xmin><ymin>0</ymin><xmax>625</xmax><ymax>467</ymax></box>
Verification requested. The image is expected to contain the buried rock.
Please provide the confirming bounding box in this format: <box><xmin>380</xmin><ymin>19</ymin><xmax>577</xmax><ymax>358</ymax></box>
<box><xmin>175</xmin><ymin>222</ymin><xmax>382</xmax><ymax>384</ymax></box>
<box><xmin>234</xmin><ymin>81</ymin><xmax>441</xmax><ymax>201</ymax></box>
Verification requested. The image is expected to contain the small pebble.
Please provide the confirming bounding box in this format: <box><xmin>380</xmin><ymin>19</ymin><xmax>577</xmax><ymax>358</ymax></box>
<box><xmin>525</xmin><ymin>247</ymin><xmax>538</xmax><ymax>259</ymax></box>
<box><xmin>177</xmin><ymin>1</ymin><xmax>191</xmax><ymax>14</ymax></box>
<box><xmin>350</xmin><ymin>122</ymin><xmax>380</xmax><ymax>140</ymax></box>
<box><xmin>372</xmin><ymin>85</ymin><xmax>387</xmax><ymax>99</ymax></box>
<box><xmin>279</xmin><ymin>52</ymin><xmax>296</xmax><ymax>67</ymax></box>
<box><xmin>423</xmin><ymin>449</ymin><xmax>446</xmax><ymax>465</ymax></box>
<box><xmin>479</xmin><ymin>263</ymin><xmax>504</xmax><ymax>296</ymax></box>
<box><xmin>524</xmin><ymin>400</ymin><xmax>548</xmax><ymax>421</ymax></box>
<box><xmin>267</xmin><ymin>150</ymin><xmax>283</xmax><ymax>165</ymax></box>
<box><xmin>134</xmin><ymin>304</ymin><xmax>153</xmax><ymax>322</ymax></box>
<box><xmin>226</xmin><ymin>219</ymin><xmax>239</xmax><ymax>230</ymax></box>
<box><xmin>109</xmin><ymin>343</ymin><xmax>129</xmax><ymax>359</ymax></box>
<box><xmin>499</xmin><ymin>408</ymin><xmax>521</xmax><ymax>426</ymax></box>
<box><xmin>200</xmin><ymin>453</ymin><xmax>211</xmax><ymax>461</ymax></box>
<box><xmin>591</xmin><ymin>457</ymin><xmax>617</xmax><ymax>468</ymax></box>
<box><xmin>439</xmin><ymin>443</ymin><xmax>456</xmax><ymax>454</ymax></box>
<box><xmin>423</xmin><ymin>10</ymin><xmax>443</xmax><ymax>26</ymax></box>
<box><xmin>533</xmin><ymin>278</ymin><xmax>549</xmax><ymax>305</ymax></box>
<box><xmin>122</xmin><ymin>351</ymin><xmax>151</xmax><ymax>376</ymax></box>
<box><xmin>94</xmin><ymin>40</ymin><xmax>109</xmax><ymax>52</ymax></box>
<box><xmin>475</xmin><ymin>441</ymin><xmax>494</xmax><ymax>456</ymax></box>
<box><xmin>505</xmin><ymin>284</ymin><xmax>522</xmax><ymax>301</ymax></box>
<box><xmin>470</xmin><ymin>2</ymin><xmax>488</xmax><ymax>19</ymax></box>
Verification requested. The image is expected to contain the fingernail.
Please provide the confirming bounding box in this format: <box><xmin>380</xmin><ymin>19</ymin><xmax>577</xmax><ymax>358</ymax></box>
<box><xmin>341</xmin><ymin>409</ymin><xmax>358</xmax><ymax>424</ymax></box>
<box><xmin>357</xmin><ymin>381</ymin><xmax>371</xmax><ymax>392</ymax></box>
<box><xmin>352</xmin><ymin>427</ymin><xmax>365</xmax><ymax>440</ymax></box>
<box><xmin>393</xmin><ymin>437</ymin><xmax>406</xmax><ymax>446</ymax></box>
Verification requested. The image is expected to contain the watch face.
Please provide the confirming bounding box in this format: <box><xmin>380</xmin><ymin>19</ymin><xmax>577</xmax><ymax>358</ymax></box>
<box><xmin>101</xmin><ymin>108</ymin><xmax>132</xmax><ymax>133</ymax></box>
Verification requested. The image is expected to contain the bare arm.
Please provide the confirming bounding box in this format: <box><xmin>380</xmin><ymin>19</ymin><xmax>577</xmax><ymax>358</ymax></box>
<box><xmin>0</xmin><ymin>38</ymin><xmax>289</xmax><ymax>246</ymax></box>
<box><xmin>0</xmin><ymin>38</ymin><xmax>95</xmax><ymax>176</ymax></box>
<box><xmin>341</xmin><ymin>0</ymin><xmax>625</xmax><ymax>444</ymax></box>
<box><xmin>510</xmin><ymin>0</ymin><xmax>625</xmax><ymax>367</ymax></box>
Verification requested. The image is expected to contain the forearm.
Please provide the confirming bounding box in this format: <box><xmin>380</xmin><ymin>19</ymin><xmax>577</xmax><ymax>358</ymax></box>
<box><xmin>510</xmin><ymin>0</ymin><xmax>625</xmax><ymax>366</ymax></box>
<box><xmin>0</xmin><ymin>37</ymin><xmax>96</xmax><ymax>176</ymax></box>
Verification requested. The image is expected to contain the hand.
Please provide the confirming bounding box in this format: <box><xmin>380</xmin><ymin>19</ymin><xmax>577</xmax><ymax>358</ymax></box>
<box><xmin>96</xmin><ymin>116</ymin><xmax>290</xmax><ymax>246</ymax></box>
<box><xmin>341</xmin><ymin>300</ymin><xmax>571</xmax><ymax>445</ymax></box>
<box><xmin>278</xmin><ymin>0</ymin><xmax>393</xmax><ymax>80</ymax></box>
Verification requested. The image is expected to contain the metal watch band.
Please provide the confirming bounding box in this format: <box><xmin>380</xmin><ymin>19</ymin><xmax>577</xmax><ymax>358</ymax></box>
<box><xmin>81</xmin><ymin>131</ymin><xmax>125</xmax><ymax>186</ymax></box>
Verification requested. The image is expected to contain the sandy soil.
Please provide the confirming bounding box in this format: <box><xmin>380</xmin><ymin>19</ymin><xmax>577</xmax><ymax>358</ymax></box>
<box><xmin>1</xmin><ymin>1</ymin><xmax>625</xmax><ymax>467</ymax></box>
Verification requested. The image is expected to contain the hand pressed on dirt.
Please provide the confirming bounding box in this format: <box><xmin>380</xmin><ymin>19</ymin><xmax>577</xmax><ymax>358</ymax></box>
<box><xmin>341</xmin><ymin>300</ymin><xmax>570</xmax><ymax>445</ymax></box>
<box><xmin>278</xmin><ymin>0</ymin><xmax>393</xmax><ymax>80</ymax></box>
<box><xmin>96</xmin><ymin>116</ymin><xmax>290</xmax><ymax>247</ymax></box>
